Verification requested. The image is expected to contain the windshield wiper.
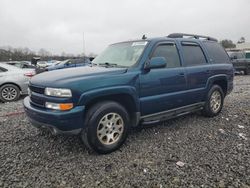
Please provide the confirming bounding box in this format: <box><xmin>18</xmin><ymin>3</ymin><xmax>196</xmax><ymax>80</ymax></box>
<box><xmin>99</xmin><ymin>62</ymin><xmax>118</xmax><ymax>67</ymax></box>
<box><xmin>98</xmin><ymin>62</ymin><xmax>128</xmax><ymax>68</ymax></box>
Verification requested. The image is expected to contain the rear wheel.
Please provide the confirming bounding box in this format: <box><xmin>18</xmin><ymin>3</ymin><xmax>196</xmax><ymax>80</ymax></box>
<box><xmin>244</xmin><ymin>69</ymin><xmax>250</xmax><ymax>75</ymax></box>
<box><xmin>202</xmin><ymin>85</ymin><xmax>224</xmax><ymax>117</ymax></box>
<box><xmin>0</xmin><ymin>84</ymin><xmax>20</xmax><ymax>102</ymax></box>
<box><xmin>81</xmin><ymin>101</ymin><xmax>130</xmax><ymax>154</ymax></box>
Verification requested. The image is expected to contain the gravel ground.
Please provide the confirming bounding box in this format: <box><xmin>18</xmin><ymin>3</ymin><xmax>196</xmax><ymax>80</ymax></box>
<box><xmin>0</xmin><ymin>76</ymin><xmax>249</xmax><ymax>188</ymax></box>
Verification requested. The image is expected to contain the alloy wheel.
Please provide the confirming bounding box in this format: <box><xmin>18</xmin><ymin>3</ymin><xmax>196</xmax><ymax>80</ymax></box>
<box><xmin>97</xmin><ymin>112</ymin><xmax>124</xmax><ymax>145</ymax></box>
<box><xmin>210</xmin><ymin>90</ymin><xmax>222</xmax><ymax>113</ymax></box>
<box><xmin>1</xmin><ymin>87</ymin><xmax>17</xmax><ymax>101</ymax></box>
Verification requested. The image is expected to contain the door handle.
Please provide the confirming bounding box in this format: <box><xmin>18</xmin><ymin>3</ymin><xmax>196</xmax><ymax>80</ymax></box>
<box><xmin>179</xmin><ymin>72</ymin><xmax>185</xmax><ymax>76</ymax></box>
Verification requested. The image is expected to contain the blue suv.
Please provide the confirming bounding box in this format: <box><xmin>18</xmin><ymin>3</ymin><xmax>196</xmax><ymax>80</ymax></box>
<box><xmin>24</xmin><ymin>33</ymin><xmax>234</xmax><ymax>154</ymax></box>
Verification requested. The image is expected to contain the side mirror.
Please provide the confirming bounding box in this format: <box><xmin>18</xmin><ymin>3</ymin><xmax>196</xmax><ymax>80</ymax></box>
<box><xmin>65</xmin><ymin>62</ymin><xmax>70</xmax><ymax>66</ymax></box>
<box><xmin>145</xmin><ymin>57</ymin><xmax>166</xmax><ymax>69</ymax></box>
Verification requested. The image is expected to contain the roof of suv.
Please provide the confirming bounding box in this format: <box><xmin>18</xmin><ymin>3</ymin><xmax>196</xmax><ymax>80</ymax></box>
<box><xmin>114</xmin><ymin>33</ymin><xmax>218</xmax><ymax>46</ymax></box>
<box><xmin>149</xmin><ymin>33</ymin><xmax>217</xmax><ymax>43</ymax></box>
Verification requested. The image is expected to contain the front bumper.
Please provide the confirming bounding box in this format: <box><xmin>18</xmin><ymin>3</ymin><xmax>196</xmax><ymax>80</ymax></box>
<box><xmin>23</xmin><ymin>97</ymin><xmax>85</xmax><ymax>135</ymax></box>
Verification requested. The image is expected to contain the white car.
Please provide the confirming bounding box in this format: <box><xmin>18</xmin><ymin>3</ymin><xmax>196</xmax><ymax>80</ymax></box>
<box><xmin>0</xmin><ymin>63</ymin><xmax>35</xmax><ymax>102</ymax></box>
<box><xmin>37</xmin><ymin>61</ymin><xmax>48</xmax><ymax>68</ymax></box>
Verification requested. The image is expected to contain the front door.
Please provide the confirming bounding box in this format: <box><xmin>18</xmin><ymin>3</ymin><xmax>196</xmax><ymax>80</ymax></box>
<box><xmin>139</xmin><ymin>42</ymin><xmax>187</xmax><ymax>116</ymax></box>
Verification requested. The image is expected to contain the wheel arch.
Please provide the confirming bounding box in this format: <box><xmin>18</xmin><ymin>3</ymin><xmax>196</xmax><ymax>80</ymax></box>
<box><xmin>79</xmin><ymin>86</ymin><xmax>140</xmax><ymax>127</ymax></box>
<box><xmin>206</xmin><ymin>75</ymin><xmax>228</xmax><ymax>97</ymax></box>
<box><xmin>0</xmin><ymin>82</ymin><xmax>22</xmax><ymax>91</ymax></box>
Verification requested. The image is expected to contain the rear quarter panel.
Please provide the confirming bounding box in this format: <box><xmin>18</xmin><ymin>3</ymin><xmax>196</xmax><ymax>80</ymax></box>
<box><xmin>206</xmin><ymin>63</ymin><xmax>234</xmax><ymax>96</ymax></box>
<box><xmin>0</xmin><ymin>72</ymin><xmax>30</xmax><ymax>94</ymax></box>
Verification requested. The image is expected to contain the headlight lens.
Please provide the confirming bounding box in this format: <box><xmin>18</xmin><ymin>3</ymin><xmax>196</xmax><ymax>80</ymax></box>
<box><xmin>45</xmin><ymin>87</ymin><xmax>72</xmax><ymax>97</ymax></box>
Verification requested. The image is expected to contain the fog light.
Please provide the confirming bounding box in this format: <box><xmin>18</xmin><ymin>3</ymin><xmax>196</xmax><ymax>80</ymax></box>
<box><xmin>45</xmin><ymin>102</ymin><xmax>73</xmax><ymax>111</ymax></box>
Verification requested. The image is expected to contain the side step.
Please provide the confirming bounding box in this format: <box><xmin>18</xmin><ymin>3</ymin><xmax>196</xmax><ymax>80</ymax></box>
<box><xmin>140</xmin><ymin>103</ymin><xmax>204</xmax><ymax>126</ymax></box>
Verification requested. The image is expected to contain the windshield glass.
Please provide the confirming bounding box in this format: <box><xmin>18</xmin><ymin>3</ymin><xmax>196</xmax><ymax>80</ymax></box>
<box><xmin>92</xmin><ymin>41</ymin><xmax>148</xmax><ymax>67</ymax></box>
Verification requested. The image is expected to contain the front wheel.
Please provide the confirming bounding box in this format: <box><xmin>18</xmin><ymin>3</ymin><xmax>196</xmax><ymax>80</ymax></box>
<box><xmin>0</xmin><ymin>84</ymin><xmax>20</xmax><ymax>102</ymax></box>
<box><xmin>202</xmin><ymin>85</ymin><xmax>224</xmax><ymax>117</ymax></box>
<box><xmin>81</xmin><ymin>101</ymin><xmax>130</xmax><ymax>154</ymax></box>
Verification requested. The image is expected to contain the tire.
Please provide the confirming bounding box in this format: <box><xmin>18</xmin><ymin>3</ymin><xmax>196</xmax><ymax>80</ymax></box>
<box><xmin>81</xmin><ymin>101</ymin><xmax>130</xmax><ymax>154</ymax></box>
<box><xmin>244</xmin><ymin>69</ymin><xmax>250</xmax><ymax>75</ymax></box>
<box><xmin>202</xmin><ymin>85</ymin><xmax>224</xmax><ymax>117</ymax></box>
<box><xmin>0</xmin><ymin>84</ymin><xmax>20</xmax><ymax>102</ymax></box>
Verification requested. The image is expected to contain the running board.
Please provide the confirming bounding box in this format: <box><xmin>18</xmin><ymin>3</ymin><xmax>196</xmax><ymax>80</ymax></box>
<box><xmin>140</xmin><ymin>102</ymin><xmax>204</xmax><ymax>125</ymax></box>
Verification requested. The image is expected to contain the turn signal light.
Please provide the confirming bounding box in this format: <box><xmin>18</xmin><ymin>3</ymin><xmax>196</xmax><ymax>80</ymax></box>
<box><xmin>59</xmin><ymin>103</ymin><xmax>73</xmax><ymax>111</ymax></box>
<box><xmin>45</xmin><ymin>102</ymin><xmax>73</xmax><ymax>111</ymax></box>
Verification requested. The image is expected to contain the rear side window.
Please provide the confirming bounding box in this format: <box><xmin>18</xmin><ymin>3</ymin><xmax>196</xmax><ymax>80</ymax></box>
<box><xmin>0</xmin><ymin>67</ymin><xmax>7</xmax><ymax>72</ymax></box>
<box><xmin>203</xmin><ymin>41</ymin><xmax>229</xmax><ymax>63</ymax></box>
<box><xmin>181</xmin><ymin>42</ymin><xmax>207</xmax><ymax>66</ymax></box>
<box><xmin>151</xmin><ymin>43</ymin><xmax>181</xmax><ymax>68</ymax></box>
<box><xmin>245</xmin><ymin>52</ymin><xmax>250</xmax><ymax>59</ymax></box>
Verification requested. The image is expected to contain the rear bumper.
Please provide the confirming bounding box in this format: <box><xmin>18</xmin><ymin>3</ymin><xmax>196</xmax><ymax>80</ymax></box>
<box><xmin>23</xmin><ymin>97</ymin><xmax>85</xmax><ymax>135</ymax></box>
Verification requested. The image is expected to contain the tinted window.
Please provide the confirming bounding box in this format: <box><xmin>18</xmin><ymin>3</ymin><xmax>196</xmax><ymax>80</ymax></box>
<box><xmin>0</xmin><ymin>67</ymin><xmax>7</xmax><ymax>72</ymax></box>
<box><xmin>182</xmin><ymin>43</ymin><xmax>207</xmax><ymax>66</ymax></box>
<box><xmin>151</xmin><ymin>43</ymin><xmax>181</xmax><ymax>68</ymax></box>
<box><xmin>73</xmin><ymin>59</ymin><xmax>89</xmax><ymax>64</ymax></box>
<box><xmin>246</xmin><ymin>52</ymin><xmax>250</xmax><ymax>59</ymax></box>
<box><xmin>23</xmin><ymin>64</ymin><xmax>29</xmax><ymax>68</ymax></box>
<box><xmin>203</xmin><ymin>41</ymin><xmax>229</xmax><ymax>63</ymax></box>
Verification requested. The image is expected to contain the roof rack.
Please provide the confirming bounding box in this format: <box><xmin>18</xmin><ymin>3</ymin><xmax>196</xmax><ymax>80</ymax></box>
<box><xmin>167</xmin><ymin>33</ymin><xmax>218</xmax><ymax>42</ymax></box>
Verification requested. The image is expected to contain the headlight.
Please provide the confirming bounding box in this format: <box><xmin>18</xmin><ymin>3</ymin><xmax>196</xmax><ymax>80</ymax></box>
<box><xmin>45</xmin><ymin>87</ymin><xmax>72</xmax><ymax>97</ymax></box>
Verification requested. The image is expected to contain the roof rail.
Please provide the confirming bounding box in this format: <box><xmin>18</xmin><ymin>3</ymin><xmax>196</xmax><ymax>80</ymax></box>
<box><xmin>167</xmin><ymin>33</ymin><xmax>218</xmax><ymax>42</ymax></box>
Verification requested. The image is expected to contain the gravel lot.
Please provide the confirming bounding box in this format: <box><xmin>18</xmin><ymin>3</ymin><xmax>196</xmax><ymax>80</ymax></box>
<box><xmin>0</xmin><ymin>76</ymin><xmax>249</xmax><ymax>188</ymax></box>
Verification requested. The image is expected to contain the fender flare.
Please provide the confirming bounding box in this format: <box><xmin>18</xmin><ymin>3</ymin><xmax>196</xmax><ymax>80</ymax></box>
<box><xmin>78</xmin><ymin>86</ymin><xmax>140</xmax><ymax>112</ymax></box>
<box><xmin>206</xmin><ymin>74</ymin><xmax>228</xmax><ymax>92</ymax></box>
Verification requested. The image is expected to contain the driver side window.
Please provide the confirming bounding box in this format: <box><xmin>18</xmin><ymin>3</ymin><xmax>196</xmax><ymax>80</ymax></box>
<box><xmin>151</xmin><ymin>43</ymin><xmax>181</xmax><ymax>68</ymax></box>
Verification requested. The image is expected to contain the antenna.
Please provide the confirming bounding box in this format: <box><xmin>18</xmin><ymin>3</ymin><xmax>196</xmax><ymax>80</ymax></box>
<box><xmin>142</xmin><ymin>34</ymin><xmax>147</xmax><ymax>40</ymax></box>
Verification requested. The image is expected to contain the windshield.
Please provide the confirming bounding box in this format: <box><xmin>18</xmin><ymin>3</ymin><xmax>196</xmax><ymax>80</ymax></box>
<box><xmin>92</xmin><ymin>41</ymin><xmax>148</xmax><ymax>67</ymax></box>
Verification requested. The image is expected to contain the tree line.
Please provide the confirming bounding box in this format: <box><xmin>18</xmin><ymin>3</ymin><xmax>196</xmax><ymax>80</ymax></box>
<box><xmin>0</xmin><ymin>46</ymin><xmax>96</xmax><ymax>62</ymax></box>
<box><xmin>220</xmin><ymin>37</ymin><xmax>246</xmax><ymax>49</ymax></box>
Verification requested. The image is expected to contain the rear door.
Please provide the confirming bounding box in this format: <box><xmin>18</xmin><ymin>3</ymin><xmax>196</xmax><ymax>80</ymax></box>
<box><xmin>139</xmin><ymin>42</ymin><xmax>187</xmax><ymax>116</ymax></box>
<box><xmin>180</xmin><ymin>41</ymin><xmax>210</xmax><ymax>104</ymax></box>
<box><xmin>0</xmin><ymin>67</ymin><xmax>8</xmax><ymax>84</ymax></box>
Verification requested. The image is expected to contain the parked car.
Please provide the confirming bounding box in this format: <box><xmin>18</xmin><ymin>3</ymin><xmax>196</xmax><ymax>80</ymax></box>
<box><xmin>7</xmin><ymin>61</ymin><xmax>35</xmax><ymax>69</ymax></box>
<box><xmin>227</xmin><ymin>50</ymin><xmax>250</xmax><ymax>75</ymax></box>
<box><xmin>46</xmin><ymin>58</ymin><xmax>91</xmax><ymax>71</ymax></box>
<box><xmin>0</xmin><ymin>63</ymin><xmax>35</xmax><ymax>102</ymax></box>
<box><xmin>245</xmin><ymin>50</ymin><xmax>250</xmax><ymax>59</ymax></box>
<box><xmin>24</xmin><ymin>33</ymin><xmax>234</xmax><ymax>154</ymax></box>
<box><xmin>37</xmin><ymin>61</ymin><xmax>48</xmax><ymax>68</ymax></box>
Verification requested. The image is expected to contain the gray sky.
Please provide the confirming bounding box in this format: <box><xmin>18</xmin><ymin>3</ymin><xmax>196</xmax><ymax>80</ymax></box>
<box><xmin>0</xmin><ymin>0</ymin><xmax>249</xmax><ymax>55</ymax></box>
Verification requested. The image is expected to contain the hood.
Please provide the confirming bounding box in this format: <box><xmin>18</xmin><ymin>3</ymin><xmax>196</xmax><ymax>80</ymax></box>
<box><xmin>30</xmin><ymin>66</ymin><xmax>127</xmax><ymax>87</ymax></box>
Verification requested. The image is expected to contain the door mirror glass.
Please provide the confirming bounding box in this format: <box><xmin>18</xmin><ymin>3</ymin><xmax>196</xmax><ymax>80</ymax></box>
<box><xmin>145</xmin><ymin>57</ymin><xmax>166</xmax><ymax>69</ymax></box>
